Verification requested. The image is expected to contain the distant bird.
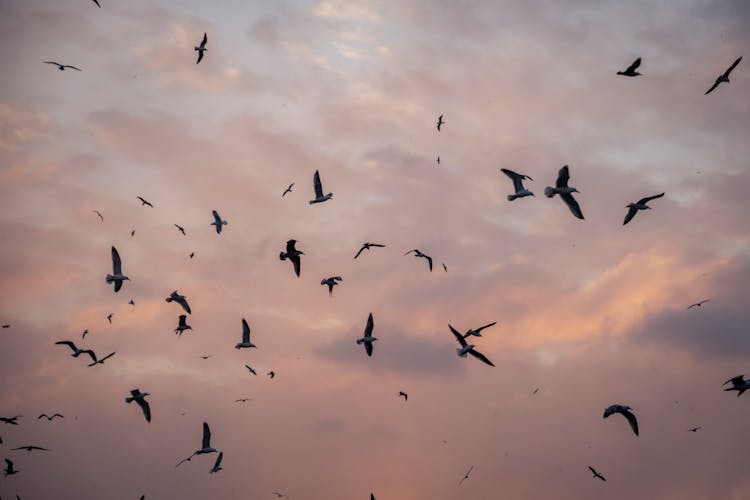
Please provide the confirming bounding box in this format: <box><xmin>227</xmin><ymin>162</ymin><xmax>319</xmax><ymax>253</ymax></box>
<box><xmin>2</xmin><ymin>324</ymin><xmax>9</xmax><ymax>328</ymax></box>
<box><xmin>356</xmin><ymin>313</ymin><xmax>376</xmax><ymax>357</ymax></box>
<box><xmin>174</xmin><ymin>224</ymin><xmax>186</xmax><ymax>235</ymax></box>
<box><xmin>92</xmin><ymin>0</ymin><xmax>101</xmax><ymax>7</ymax></box>
<box><xmin>623</xmin><ymin>193</ymin><xmax>664</xmax><ymax>225</ymax></box>
<box><xmin>404</xmin><ymin>249</ymin><xmax>433</xmax><ymax>271</ymax></box>
<box><xmin>189</xmin><ymin>252</ymin><xmax>195</xmax><ymax>259</ymax></box>
<box><xmin>458</xmin><ymin>465</ymin><xmax>474</xmax><ymax>486</ymax></box>
<box><xmin>272</xmin><ymin>493</ymin><xmax>289</xmax><ymax>498</ymax></box>
<box><xmin>462</xmin><ymin>322</ymin><xmax>497</xmax><ymax>338</ymax></box>
<box><xmin>3</xmin><ymin>458</ymin><xmax>18</xmax><ymax>477</ymax></box>
<box><xmin>545</xmin><ymin>165</ymin><xmax>584</xmax><ymax>219</ymax></box>
<box><xmin>268</xmin><ymin>371</ymin><xmax>275</xmax><ymax>379</ymax></box>
<box><xmin>87</xmin><ymin>351</ymin><xmax>115</xmax><ymax>367</ymax></box>
<box><xmin>687</xmin><ymin>299</ymin><xmax>710</xmax><ymax>310</ymax></box>
<box><xmin>131</xmin><ymin>229</ymin><xmax>135</xmax><ymax>237</ymax></box>
<box><xmin>442</xmin><ymin>262</ymin><xmax>448</xmax><ymax>272</ymax></box>
<box><xmin>209</xmin><ymin>451</ymin><xmax>223</xmax><ymax>474</ymax></box>
<box><xmin>195</xmin><ymin>33</ymin><xmax>208</xmax><ymax>64</ymax></box>
<box><xmin>244</xmin><ymin>365</ymin><xmax>257</xmax><ymax>375</ymax></box>
<box><xmin>321</xmin><ymin>276</ymin><xmax>342</xmax><ymax>295</ymax></box>
<box><xmin>617</xmin><ymin>57</ymin><xmax>642</xmax><ymax>77</ymax></box>
<box><xmin>603</xmin><ymin>404</ymin><xmax>638</xmax><ymax>436</ymax></box>
<box><xmin>210</xmin><ymin>210</ymin><xmax>227</xmax><ymax>234</ymax></box>
<box><xmin>436</xmin><ymin>114</ymin><xmax>445</xmax><ymax>131</ymax></box>
<box><xmin>107</xmin><ymin>313</ymin><xmax>113</xmax><ymax>324</ymax></box>
<box><xmin>500</xmin><ymin>168</ymin><xmax>534</xmax><ymax>201</ymax></box>
<box><xmin>0</xmin><ymin>416</ymin><xmax>20</xmax><ymax>425</ymax></box>
<box><xmin>282</xmin><ymin>183</ymin><xmax>294</xmax><ymax>197</ymax></box>
<box><xmin>55</xmin><ymin>341</ymin><xmax>96</xmax><ymax>363</ymax></box>
<box><xmin>43</xmin><ymin>61</ymin><xmax>81</xmax><ymax>71</ymax></box>
<box><xmin>354</xmin><ymin>242</ymin><xmax>385</xmax><ymax>259</ymax></box>
<box><xmin>128</xmin><ymin>299</ymin><xmax>135</xmax><ymax>305</ymax></box>
<box><xmin>136</xmin><ymin>196</ymin><xmax>153</xmax><ymax>208</ymax></box>
<box><xmin>705</xmin><ymin>57</ymin><xmax>742</xmax><ymax>95</ymax></box>
<box><xmin>176</xmin><ymin>422</ymin><xmax>217</xmax><ymax>466</ymax></box>
<box><xmin>398</xmin><ymin>391</ymin><xmax>408</xmax><ymax>401</ymax></box>
<box><xmin>309</xmin><ymin>170</ymin><xmax>333</xmax><ymax>204</ymax></box>
<box><xmin>235</xmin><ymin>319</ymin><xmax>256</xmax><ymax>349</ymax></box>
<box><xmin>11</xmin><ymin>446</ymin><xmax>49</xmax><ymax>452</ymax></box>
<box><xmin>688</xmin><ymin>426</ymin><xmax>702</xmax><ymax>432</ymax></box>
<box><xmin>199</xmin><ymin>355</ymin><xmax>213</xmax><ymax>360</ymax></box>
<box><xmin>436</xmin><ymin>156</ymin><xmax>440</xmax><ymax>165</ymax></box>
<box><xmin>723</xmin><ymin>375</ymin><xmax>750</xmax><ymax>397</ymax></box>
<box><xmin>450</xmin><ymin>325</ymin><xmax>494</xmax><ymax>367</ymax></box>
<box><xmin>532</xmin><ymin>388</ymin><xmax>540</xmax><ymax>395</ymax></box>
<box><xmin>588</xmin><ymin>466</ymin><xmax>606</xmax><ymax>481</ymax></box>
<box><xmin>166</xmin><ymin>291</ymin><xmax>192</xmax><ymax>314</ymax></box>
<box><xmin>279</xmin><ymin>239</ymin><xmax>304</xmax><ymax>277</ymax></box>
<box><xmin>37</xmin><ymin>413</ymin><xmax>64</xmax><ymax>421</ymax></box>
<box><xmin>125</xmin><ymin>389</ymin><xmax>151</xmax><ymax>423</ymax></box>
<box><xmin>235</xmin><ymin>398</ymin><xmax>252</xmax><ymax>403</ymax></box>
<box><xmin>175</xmin><ymin>315</ymin><xmax>192</xmax><ymax>336</ymax></box>
<box><xmin>106</xmin><ymin>246</ymin><xmax>129</xmax><ymax>292</ymax></box>
<box><xmin>93</xmin><ymin>210</ymin><xmax>103</xmax><ymax>221</ymax></box>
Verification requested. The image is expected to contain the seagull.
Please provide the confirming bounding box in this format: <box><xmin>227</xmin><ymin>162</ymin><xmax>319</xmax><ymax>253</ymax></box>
<box><xmin>398</xmin><ymin>391</ymin><xmax>408</xmax><ymax>401</ymax></box>
<box><xmin>106</xmin><ymin>246</ymin><xmax>129</xmax><ymax>292</ymax></box>
<box><xmin>272</xmin><ymin>493</ymin><xmax>289</xmax><ymax>498</ymax></box>
<box><xmin>688</xmin><ymin>426</ymin><xmax>702</xmax><ymax>432</ymax></box>
<box><xmin>11</xmin><ymin>446</ymin><xmax>49</xmax><ymax>452</ymax></box>
<box><xmin>80</xmin><ymin>329</ymin><xmax>89</xmax><ymax>339</ymax></box>
<box><xmin>544</xmin><ymin>165</ymin><xmax>584</xmax><ymax>219</ymax></box>
<box><xmin>355</xmin><ymin>313</ymin><xmax>376</xmax><ymax>357</ymax></box>
<box><xmin>195</xmin><ymin>33</ymin><xmax>208</xmax><ymax>64</ymax></box>
<box><xmin>436</xmin><ymin>156</ymin><xmax>441</xmax><ymax>165</ymax></box>
<box><xmin>107</xmin><ymin>313</ymin><xmax>113</xmax><ymax>324</ymax></box>
<box><xmin>458</xmin><ymin>465</ymin><xmax>474</xmax><ymax>486</ymax></box>
<box><xmin>43</xmin><ymin>61</ymin><xmax>81</xmax><ymax>71</ymax></box>
<box><xmin>321</xmin><ymin>276</ymin><xmax>342</xmax><ymax>295</ymax></box>
<box><xmin>189</xmin><ymin>252</ymin><xmax>195</xmax><ymax>259</ymax></box>
<box><xmin>268</xmin><ymin>371</ymin><xmax>275</xmax><ymax>379</ymax></box>
<box><xmin>199</xmin><ymin>355</ymin><xmax>213</xmax><ymax>360</ymax></box>
<box><xmin>0</xmin><ymin>416</ymin><xmax>21</xmax><ymax>425</ymax></box>
<box><xmin>705</xmin><ymin>57</ymin><xmax>742</xmax><ymax>95</ymax></box>
<box><xmin>92</xmin><ymin>0</ymin><xmax>101</xmax><ymax>7</ymax></box>
<box><xmin>617</xmin><ymin>57</ymin><xmax>642</xmax><ymax>77</ymax></box>
<box><xmin>93</xmin><ymin>210</ymin><xmax>103</xmax><ymax>221</ymax></box>
<box><xmin>3</xmin><ymin>458</ymin><xmax>18</xmax><ymax>477</ymax></box>
<box><xmin>354</xmin><ymin>243</ymin><xmax>385</xmax><ymax>259</ymax></box>
<box><xmin>37</xmin><ymin>414</ymin><xmax>64</xmax><ymax>421</ymax></box>
<box><xmin>623</xmin><ymin>193</ymin><xmax>665</xmax><ymax>225</ymax></box>
<box><xmin>588</xmin><ymin>466</ymin><xmax>606</xmax><ymax>481</ymax></box>
<box><xmin>176</xmin><ymin>422</ymin><xmax>217</xmax><ymax>466</ymax></box>
<box><xmin>131</xmin><ymin>229</ymin><xmax>135</xmax><ymax>237</ymax></box>
<box><xmin>279</xmin><ymin>239</ymin><xmax>304</xmax><ymax>277</ymax></box>
<box><xmin>723</xmin><ymin>375</ymin><xmax>750</xmax><ymax>397</ymax></box>
<box><xmin>450</xmin><ymin>325</ymin><xmax>494</xmax><ymax>367</ymax></box>
<box><xmin>404</xmin><ymin>249</ymin><xmax>433</xmax><ymax>271</ymax></box>
<box><xmin>175</xmin><ymin>315</ymin><xmax>192</xmax><ymax>336</ymax></box>
<box><xmin>436</xmin><ymin>114</ymin><xmax>444</xmax><ymax>131</ymax></box>
<box><xmin>55</xmin><ymin>341</ymin><xmax>96</xmax><ymax>363</ymax></box>
<box><xmin>603</xmin><ymin>404</ymin><xmax>638</xmax><ymax>436</ymax></box>
<box><xmin>2</xmin><ymin>324</ymin><xmax>9</xmax><ymax>328</ymax></box>
<box><xmin>126</xmin><ymin>389</ymin><xmax>151</xmax><ymax>422</ymax></box>
<box><xmin>442</xmin><ymin>262</ymin><xmax>448</xmax><ymax>272</ymax></box>
<box><xmin>532</xmin><ymin>388</ymin><xmax>540</xmax><ymax>395</ymax></box>
<box><xmin>209</xmin><ymin>452</ymin><xmax>223</xmax><ymax>474</ymax></box>
<box><xmin>87</xmin><ymin>351</ymin><xmax>115</xmax><ymax>367</ymax></box>
<box><xmin>210</xmin><ymin>210</ymin><xmax>227</xmax><ymax>234</ymax></box>
<box><xmin>309</xmin><ymin>170</ymin><xmax>333</xmax><ymax>204</ymax></box>
<box><xmin>687</xmin><ymin>299</ymin><xmax>710</xmax><ymax>310</ymax></box>
<box><xmin>235</xmin><ymin>319</ymin><xmax>256</xmax><ymax>349</ymax></box>
<box><xmin>128</xmin><ymin>299</ymin><xmax>135</xmax><ymax>306</ymax></box>
<box><xmin>174</xmin><ymin>224</ymin><xmax>186</xmax><ymax>235</ymax></box>
<box><xmin>244</xmin><ymin>365</ymin><xmax>257</xmax><ymax>375</ymax></box>
<box><xmin>500</xmin><ymin>168</ymin><xmax>534</xmax><ymax>201</ymax></box>
<box><xmin>235</xmin><ymin>398</ymin><xmax>252</xmax><ymax>403</ymax></box>
<box><xmin>166</xmin><ymin>291</ymin><xmax>192</xmax><ymax>314</ymax></box>
<box><xmin>282</xmin><ymin>183</ymin><xmax>294</xmax><ymax>197</ymax></box>
<box><xmin>136</xmin><ymin>196</ymin><xmax>153</xmax><ymax>208</ymax></box>
<box><xmin>462</xmin><ymin>322</ymin><xmax>497</xmax><ymax>338</ymax></box>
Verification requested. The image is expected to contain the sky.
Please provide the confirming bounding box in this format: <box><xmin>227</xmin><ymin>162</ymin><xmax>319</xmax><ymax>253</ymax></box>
<box><xmin>0</xmin><ymin>0</ymin><xmax>749</xmax><ymax>498</ymax></box>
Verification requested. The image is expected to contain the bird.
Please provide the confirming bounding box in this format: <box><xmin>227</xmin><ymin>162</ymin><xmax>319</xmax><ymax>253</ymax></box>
<box><xmin>436</xmin><ymin>114</ymin><xmax>445</xmax><ymax>131</ymax></box>
<box><xmin>458</xmin><ymin>465</ymin><xmax>474</xmax><ymax>486</ymax></box>
<box><xmin>398</xmin><ymin>391</ymin><xmax>408</xmax><ymax>401</ymax></box>
<box><xmin>93</xmin><ymin>210</ymin><xmax>103</xmax><ymax>221</ymax></box>
<box><xmin>176</xmin><ymin>422</ymin><xmax>217</xmax><ymax>466</ymax></box>
<box><xmin>268</xmin><ymin>371</ymin><xmax>275</xmax><ymax>379</ymax></box>
<box><xmin>723</xmin><ymin>375</ymin><xmax>750</xmax><ymax>397</ymax></box>
<box><xmin>107</xmin><ymin>313</ymin><xmax>113</xmax><ymax>324</ymax></box>
<box><xmin>603</xmin><ymin>404</ymin><xmax>639</xmax><ymax>436</ymax></box>
<box><xmin>174</xmin><ymin>224</ymin><xmax>186</xmax><ymax>235</ymax></box>
<box><xmin>125</xmin><ymin>389</ymin><xmax>151</xmax><ymax>423</ymax></box>
<box><xmin>436</xmin><ymin>156</ymin><xmax>441</xmax><ymax>165</ymax></box>
<box><xmin>235</xmin><ymin>398</ymin><xmax>252</xmax><ymax>403</ymax></box>
<box><xmin>43</xmin><ymin>61</ymin><xmax>81</xmax><ymax>71</ymax></box>
<box><xmin>136</xmin><ymin>196</ymin><xmax>153</xmax><ymax>208</ymax></box>
<box><xmin>128</xmin><ymin>299</ymin><xmax>135</xmax><ymax>306</ymax></box>
<box><xmin>500</xmin><ymin>168</ymin><xmax>534</xmax><ymax>201</ymax></box>
<box><xmin>3</xmin><ymin>458</ymin><xmax>18</xmax><ymax>477</ymax></box>
<box><xmin>450</xmin><ymin>325</ymin><xmax>495</xmax><ymax>367</ymax></box>
<box><xmin>166</xmin><ymin>291</ymin><xmax>192</xmax><ymax>314</ymax></box>
<box><xmin>462</xmin><ymin>322</ymin><xmax>497</xmax><ymax>338</ymax></box>
<box><xmin>355</xmin><ymin>313</ymin><xmax>376</xmax><ymax>357</ymax></box>
<box><xmin>617</xmin><ymin>57</ymin><xmax>642</xmax><ymax>77</ymax></box>
<box><xmin>55</xmin><ymin>341</ymin><xmax>96</xmax><ymax>363</ymax></box>
<box><xmin>404</xmin><ymin>249</ymin><xmax>433</xmax><ymax>271</ymax></box>
<box><xmin>282</xmin><ymin>183</ymin><xmax>294</xmax><ymax>197</ymax></box>
<box><xmin>210</xmin><ymin>210</ymin><xmax>227</xmax><ymax>234</ymax></box>
<box><xmin>106</xmin><ymin>246</ymin><xmax>129</xmax><ymax>292</ymax></box>
<box><xmin>309</xmin><ymin>170</ymin><xmax>333</xmax><ymax>204</ymax></box>
<box><xmin>320</xmin><ymin>276</ymin><xmax>343</xmax><ymax>295</ymax></box>
<box><xmin>11</xmin><ymin>446</ymin><xmax>49</xmax><ymax>452</ymax></box>
<box><xmin>81</xmin><ymin>328</ymin><xmax>88</xmax><ymax>338</ymax></box>
<box><xmin>687</xmin><ymin>299</ymin><xmax>710</xmax><ymax>310</ymax></box>
<box><xmin>92</xmin><ymin>0</ymin><xmax>101</xmax><ymax>7</ymax></box>
<box><xmin>244</xmin><ymin>365</ymin><xmax>257</xmax><ymax>375</ymax></box>
<box><xmin>0</xmin><ymin>416</ymin><xmax>21</xmax><ymax>425</ymax></box>
<box><xmin>235</xmin><ymin>319</ymin><xmax>257</xmax><ymax>349</ymax></box>
<box><xmin>279</xmin><ymin>239</ymin><xmax>304</xmax><ymax>277</ymax></box>
<box><xmin>272</xmin><ymin>493</ymin><xmax>289</xmax><ymax>498</ymax></box>
<box><xmin>1</xmin><ymin>324</ymin><xmax>9</xmax><ymax>328</ymax></box>
<box><xmin>131</xmin><ymin>229</ymin><xmax>135</xmax><ymax>237</ymax></box>
<box><xmin>87</xmin><ymin>351</ymin><xmax>115</xmax><ymax>367</ymax></box>
<box><xmin>623</xmin><ymin>193</ymin><xmax>665</xmax><ymax>225</ymax></box>
<box><xmin>199</xmin><ymin>355</ymin><xmax>213</xmax><ymax>360</ymax></box>
<box><xmin>688</xmin><ymin>426</ymin><xmax>702</xmax><ymax>432</ymax></box>
<box><xmin>195</xmin><ymin>33</ymin><xmax>208</xmax><ymax>64</ymax></box>
<box><xmin>705</xmin><ymin>57</ymin><xmax>742</xmax><ymax>95</ymax></box>
<box><xmin>588</xmin><ymin>466</ymin><xmax>606</xmax><ymax>481</ymax></box>
<box><xmin>189</xmin><ymin>252</ymin><xmax>195</xmax><ymax>259</ymax></box>
<box><xmin>37</xmin><ymin>414</ymin><xmax>63</xmax><ymax>421</ymax></box>
<box><xmin>209</xmin><ymin>451</ymin><xmax>223</xmax><ymax>474</ymax></box>
<box><xmin>174</xmin><ymin>315</ymin><xmax>192</xmax><ymax>336</ymax></box>
<box><xmin>442</xmin><ymin>262</ymin><xmax>448</xmax><ymax>272</ymax></box>
<box><xmin>544</xmin><ymin>165</ymin><xmax>584</xmax><ymax>219</ymax></box>
<box><xmin>532</xmin><ymin>388</ymin><xmax>540</xmax><ymax>395</ymax></box>
<box><xmin>354</xmin><ymin>243</ymin><xmax>385</xmax><ymax>259</ymax></box>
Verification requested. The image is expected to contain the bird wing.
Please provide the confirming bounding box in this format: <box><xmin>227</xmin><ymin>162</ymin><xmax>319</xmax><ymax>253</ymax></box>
<box><xmin>212</xmin><ymin>210</ymin><xmax>221</xmax><ymax>224</ymax></box>
<box><xmin>92</xmin><ymin>0</ymin><xmax>101</xmax><ymax>7</ymax></box>
<box><xmin>404</xmin><ymin>249</ymin><xmax>417</xmax><ymax>256</ymax></box>
<box><xmin>561</xmin><ymin>193</ymin><xmax>584</xmax><ymax>219</ymax></box>
<box><xmin>213</xmin><ymin>451</ymin><xmax>223</xmax><ymax>469</ymax></box>
<box><xmin>449</xmin><ymin>325</ymin><xmax>467</xmax><ymax>347</ymax></box>
<box><xmin>365</xmin><ymin>340</ymin><xmax>373</xmax><ymax>356</ymax></box>
<box><xmin>354</xmin><ymin>245</ymin><xmax>366</xmax><ymax>259</ymax></box>
<box><xmin>723</xmin><ymin>56</ymin><xmax>742</xmax><ymax>78</ymax></box>
<box><xmin>501</xmin><ymin>168</ymin><xmax>526</xmax><ymax>193</ymax></box>
<box><xmin>425</xmin><ymin>255</ymin><xmax>433</xmax><ymax>271</ymax></box>
<box><xmin>313</xmin><ymin>170</ymin><xmax>324</xmax><ymax>198</ymax></box>
<box><xmin>364</xmin><ymin>313</ymin><xmax>374</xmax><ymax>338</ymax></box>
<box><xmin>5</xmin><ymin>458</ymin><xmax>13</xmax><ymax>467</ymax></box>
<box><xmin>588</xmin><ymin>466</ymin><xmax>597</xmax><ymax>475</ymax></box>
<box><xmin>291</xmin><ymin>254</ymin><xmax>301</xmax><ymax>276</ymax></box>
<box><xmin>475</xmin><ymin>322</ymin><xmax>497</xmax><ymax>333</ymax></box>
<box><xmin>179</xmin><ymin>315</ymin><xmax>187</xmax><ymax>327</ymax></box>
<box><xmin>98</xmin><ymin>352</ymin><xmax>116</xmax><ymax>363</ymax></box>
<box><xmin>627</xmin><ymin>57</ymin><xmax>641</xmax><ymax>73</ymax></box>
<box><xmin>55</xmin><ymin>340</ymin><xmax>77</xmax><ymax>352</ymax></box>
<box><xmin>723</xmin><ymin>375</ymin><xmax>744</xmax><ymax>386</ymax></box>
<box><xmin>468</xmin><ymin>349</ymin><xmax>495</xmax><ymax>367</ymax></box>
<box><xmin>38</xmin><ymin>414</ymin><xmax>48</xmax><ymax>420</ymax></box>
<box><xmin>65</xmin><ymin>65</ymin><xmax>82</xmax><ymax>71</ymax></box>
<box><xmin>555</xmin><ymin>165</ymin><xmax>570</xmax><ymax>188</ymax></box>
<box><xmin>623</xmin><ymin>409</ymin><xmax>639</xmax><ymax>435</ymax></box>
<box><xmin>201</xmin><ymin>33</ymin><xmax>208</xmax><ymax>48</ymax></box>
<box><xmin>197</xmin><ymin>51</ymin><xmax>204</xmax><ymax>64</ymax></box>
<box><xmin>202</xmin><ymin>422</ymin><xmax>211</xmax><ymax>448</ymax></box>
<box><xmin>241</xmin><ymin>319</ymin><xmax>251</xmax><ymax>343</ymax></box>
<box><xmin>137</xmin><ymin>398</ymin><xmax>151</xmax><ymax>422</ymax></box>
<box><xmin>82</xmin><ymin>350</ymin><xmax>98</xmax><ymax>363</ymax></box>
<box><xmin>637</xmin><ymin>192</ymin><xmax>665</xmax><ymax>205</ymax></box>
<box><xmin>111</xmin><ymin>246</ymin><xmax>122</xmax><ymax>274</ymax></box>
<box><xmin>623</xmin><ymin>206</ymin><xmax>638</xmax><ymax>225</ymax></box>
<box><xmin>53</xmin><ymin>414</ymin><xmax>63</xmax><ymax>419</ymax></box>
<box><xmin>43</xmin><ymin>61</ymin><xmax>60</xmax><ymax>67</ymax></box>
<box><xmin>180</xmin><ymin>297</ymin><xmax>191</xmax><ymax>314</ymax></box>
<box><xmin>705</xmin><ymin>78</ymin><xmax>721</xmax><ymax>95</ymax></box>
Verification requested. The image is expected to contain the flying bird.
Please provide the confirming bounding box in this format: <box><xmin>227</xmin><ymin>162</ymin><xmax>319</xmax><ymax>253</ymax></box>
<box><xmin>125</xmin><ymin>389</ymin><xmax>151</xmax><ymax>423</ymax></box>
<box><xmin>131</xmin><ymin>229</ymin><xmax>135</xmax><ymax>237</ymax></box>
<box><xmin>404</xmin><ymin>249</ymin><xmax>433</xmax><ymax>271</ymax></box>
<box><xmin>437</xmin><ymin>156</ymin><xmax>440</xmax><ymax>165</ymax></box>
<box><xmin>723</xmin><ymin>375</ymin><xmax>750</xmax><ymax>397</ymax></box>
<box><xmin>136</xmin><ymin>196</ymin><xmax>153</xmax><ymax>208</ymax></box>
<box><xmin>235</xmin><ymin>398</ymin><xmax>252</xmax><ymax>403</ymax></box>
<box><xmin>544</xmin><ymin>165</ymin><xmax>584</xmax><ymax>219</ymax></box>
<box><xmin>442</xmin><ymin>262</ymin><xmax>448</xmax><ymax>272</ymax></box>
<box><xmin>210</xmin><ymin>210</ymin><xmax>227</xmax><ymax>234</ymax></box>
<box><xmin>166</xmin><ymin>291</ymin><xmax>192</xmax><ymax>314</ymax></box>
<box><xmin>268</xmin><ymin>371</ymin><xmax>275</xmax><ymax>379</ymax></box>
<box><xmin>176</xmin><ymin>422</ymin><xmax>217</xmax><ymax>466</ymax></box>
<box><xmin>458</xmin><ymin>465</ymin><xmax>474</xmax><ymax>486</ymax></box>
<box><xmin>0</xmin><ymin>416</ymin><xmax>20</xmax><ymax>425</ymax></box>
<box><xmin>195</xmin><ymin>33</ymin><xmax>208</xmax><ymax>64</ymax></box>
<box><xmin>436</xmin><ymin>114</ymin><xmax>445</xmax><ymax>131</ymax></box>
<box><xmin>174</xmin><ymin>224</ymin><xmax>186</xmax><ymax>235</ymax></box>
<box><xmin>2</xmin><ymin>324</ymin><xmax>9</xmax><ymax>328</ymax></box>
<box><xmin>533</xmin><ymin>388</ymin><xmax>540</xmax><ymax>395</ymax></box>
<box><xmin>107</xmin><ymin>313</ymin><xmax>113</xmax><ymax>324</ymax></box>
<box><xmin>355</xmin><ymin>313</ymin><xmax>376</xmax><ymax>357</ymax></box>
<box><xmin>282</xmin><ymin>183</ymin><xmax>294</xmax><ymax>197</ymax></box>
<box><xmin>92</xmin><ymin>0</ymin><xmax>101</xmax><ymax>7</ymax></box>
<box><xmin>705</xmin><ymin>57</ymin><xmax>742</xmax><ymax>95</ymax></box>
<box><xmin>398</xmin><ymin>391</ymin><xmax>408</xmax><ymax>401</ymax></box>
<box><xmin>623</xmin><ymin>193</ymin><xmax>665</xmax><ymax>225</ymax></box>
<box><xmin>235</xmin><ymin>319</ymin><xmax>256</xmax><ymax>349</ymax></box>
<box><xmin>37</xmin><ymin>414</ymin><xmax>63</xmax><ymax>421</ymax></box>
<box><xmin>87</xmin><ymin>351</ymin><xmax>116</xmax><ymax>367</ymax></box>
<box><xmin>500</xmin><ymin>168</ymin><xmax>534</xmax><ymax>201</ymax></box>
<box><xmin>354</xmin><ymin>242</ymin><xmax>385</xmax><ymax>259</ymax></box>
<box><xmin>189</xmin><ymin>252</ymin><xmax>195</xmax><ymax>259</ymax></box>
<box><xmin>3</xmin><ymin>458</ymin><xmax>18</xmax><ymax>477</ymax></box>
<box><xmin>272</xmin><ymin>493</ymin><xmax>289</xmax><ymax>498</ymax></box>
<box><xmin>43</xmin><ymin>61</ymin><xmax>81</xmax><ymax>71</ymax></box>
<box><xmin>617</xmin><ymin>57</ymin><xmax>642</xmax><ymax>77</ymax></box>
<box><xmin>199</xmin><ymin>355</ymin><xmax>213</xmax><ymax>360</ymax></box>
<box><xmin>175</xmin><ymin>315</ymin><xmax>192</xmax><ymax>336</ymax></box>
<box><xmin>93</xmin><ymin>210</ymin><xmax>103</xmax><ymax>221</ymax></box>
<box><xmin>462</xmin><ymin>322</ymin><xmax>497</xmax><ymax>338</ymax></box>
<box><xmin>687</xmin><ymin>299</ymin><xmax>710</xmax><ymax>310</ymax></box>
<box><xmin>309</xmin><ymin>170</ymin><xmax>333</xmax><ymax>204</ymax></box>
<box><xmin>279</xmin><ymin>239</ymin><xmax>304</xmax><ymax>277</ymax></box>
<box><xmin>209</xmin><ymin>452</ymin><xmax>223</xmax><ymax>474</ymax></box>
<box><xmin>55</xmin><ymin>341</ymin><xmax>96</xmax><ymax>363</ymax></box>
<box><xmin>320</xmin><ymin>276</ymin><xmax>342</xmax><ymax>295</ymax></box>
<box><xmin>128</xmin><ymin>299</ymin><xmax>135</xmax><ymax>306</ymax></box>
<box><xmin>450</xmin><ymin>325</ymin><xmax>495</xmax><ymax>367</ymax></box>
<box><xmin>588</xmin><ymin>466</ymin><xmax>606</xmax><ymax>481</ymax></box>
<box><xmin>688</xmin><ymin>426</ymin><xmax>702</xmax><ymax>432</ymax></box>
<box><xmin>11</xmin><ymin>446</ymin><xmax>49</xmax><ymax>452</ymax></box>
<box><xmin>244</xmin><ymin>365</ymin><xmax>257</xmax><ymax>376</ymax></box>
<box><xmin>106</xmin><ymin>246</ymin><xmax>129</xmax><ymax>292</ymax></box>
<box><xmin>603</xmin><ymin>404</ymin><xmax>639</xmax><ymax>436</ymax></box>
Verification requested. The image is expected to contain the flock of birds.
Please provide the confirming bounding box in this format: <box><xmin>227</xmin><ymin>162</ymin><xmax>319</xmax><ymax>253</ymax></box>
<box><xmin>0</xmin><ymin>1</ymin><xmax>747</xmax><ymax>498</ymax></box>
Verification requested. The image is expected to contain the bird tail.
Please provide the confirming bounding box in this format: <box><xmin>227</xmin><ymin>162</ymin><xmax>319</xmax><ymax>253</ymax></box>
<box><xmin>106</xmin><ymin>274</ymin><xmax>115</xmax><ymax>284</ymax></box>
<box><xmin>507</xmin><ymin>194</ymin><xmax>518</xmax><ymax>201</ymax></box>
<box><xmin>125</xmin><ymin>397</ymin><xmax>134</xmax><ymax>403</ymax></box>
<box><xmin>544</xmin><ymin>187</ymin><xmax>555</xmax><ymax>198</ymax></box>
<box><xmin>456</xmin><ymin>348</ymin><xmax>466</xmax><ymax>357</ymax></box>
<box><xmin>356</xmin><ymin>339</ymin><xmax>363</xmax><ymax>345</ymax></box>
<box><xmin>279</xmin><ymin>252</ymin><xmax>288</xmax><ymax>261</ymax></box>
